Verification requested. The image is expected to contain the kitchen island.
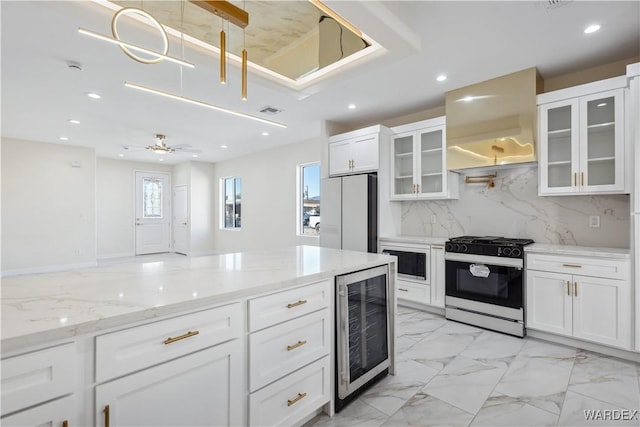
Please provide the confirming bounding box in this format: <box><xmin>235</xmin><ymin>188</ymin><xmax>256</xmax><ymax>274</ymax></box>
<box><xmin>1</xmin><ymin>246</ymin><xmax>396</xmax><ymax>427</ymax></box>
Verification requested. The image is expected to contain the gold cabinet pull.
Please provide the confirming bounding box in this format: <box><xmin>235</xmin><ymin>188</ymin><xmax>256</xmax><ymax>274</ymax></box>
<box><xmin>581</xmin><ymin>172</ymin><xmax>584</xmax><ymax>186</ymax></box>
<box><xmin>287</xmin><ymin>299</ymin><xmax>307</xmax><ymax>309</ymax></box>
<box><xmin>287</xmin><ymin>340</ymin><xmax>307</xmax><ymax>351</ymax></box>
<box><xmin>62</xmin><ymin>421</ymin><xmax>69</xmax><ymax>427</ymax></box>
<box><xmin>416</xmin><ymin>183</ymin><xmax>420</xmax><ymax>193</ymax></box>
<box><xmin>562</xmin><ymin>263</ymin><xmax>582</xmax><ymax>268</ymax></box>
<box><xmin>164</xmin><ymin>330</ymin><xmax>199</xmax><ymax>345</ymax></box>
<box><xmin>287</xmin><ymin>392</ymin><xmax>307</xmax><ymax>407</ymax></box>
<box><xmin>573</xmin><ymin>172</ymin><xmax>577</xmax><ymax>186</ymax></box>
<box><xmin>574</xmin><ymin>282</ymin><xmax>578</xmax><ymax>297</ymax></box>
<box><xmin>104</xmin><ymin>405</ymin><xmax>110</xmax><ymax>427</ymax></box>
<box><xmin>399</xmin><ymin>288</ymin><xmax>409</xmax><ymax>292</ymax></box>
<box><xmin>432</xmin><ymin>246</ymin><xmax>444</xmax><ymax>250</ymax></box>
<box><xmin>566</xmin><ymin>281</ymin><xmax>571</xmax><ymax>296</ymax></box>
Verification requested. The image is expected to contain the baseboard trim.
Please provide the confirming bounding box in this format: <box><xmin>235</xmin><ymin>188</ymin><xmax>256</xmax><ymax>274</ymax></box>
<box><xmin>2</xmin><ymin>261</ymin><xmax>98</xmax><ymax>277</ymax></box>
<box><xmin>189</xmin><ymin>250</ymin><xmax>224</xmax><ymax>257</ymax></box>
<box><xmin>527</xmin><ymin>329</ymin><xmax>640</xmax><ymax>363</ymax></box>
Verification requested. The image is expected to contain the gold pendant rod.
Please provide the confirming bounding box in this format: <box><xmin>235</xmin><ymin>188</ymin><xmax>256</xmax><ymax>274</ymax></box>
<box><xmin>220</xmin><ymin>29</ymin><xmax>226</xmax><ymax>84</ymax></box>
<box><xmin>241</xmin><ymin>48</ymin><xmax>247</xmax><ymax>100</ymax></box>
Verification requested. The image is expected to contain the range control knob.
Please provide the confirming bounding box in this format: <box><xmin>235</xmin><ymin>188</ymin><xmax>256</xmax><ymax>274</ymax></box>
<box><xmin>445</xmin><ymin>242</ymin><xmax>454</xmax><ymax>252</ymax></box>
<box><xmin>460</xmin><ymin>244</ymin><xmax>468</xmax><ymax>253</ymax></box>
<box><xmin>502</xmin><ymin>247</ymin><xmax>512</xmax><ymax>257</ymax></box>
<box><xmin>453</xmin><ymin>244</ymin><xmax>460</xmax><ymax>252</ymax></box>
<box><xmin>512</xmin><ymin>248</ymin><xmax>522</xmax><ymax>258</ymax></box>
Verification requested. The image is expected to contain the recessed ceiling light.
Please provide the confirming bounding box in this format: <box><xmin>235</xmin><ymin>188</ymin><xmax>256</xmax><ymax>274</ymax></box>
<box><xmin>159</xmin><ymin>158</ymin><xmax>164</xmax><ymax>162</ymax></box>
<box><xmin>87</xmin><ymin>92</ymin><xmax>101</xmax><ymax>99</ymax></box>
<box><xmin>597</xmin><ymin>102</ymin><xmax>607</xmax><ymax>107</ymax></box>
<box><xmin>261</xmin><ymin>131</ymin><xmax>269</xmax><ymax>136</ymax></box>
<box><xmin>118</xmin><ymin>153</ymin><xmax>124</xmax><ymax>157</ymax></box>
<box><xmin>192</xmin><ymin>154</ymin><xmax>199</xmax><ymax>158</ymax></box>
<box><xmin>59</xmin><ymin>136</ymin><xmax>69</xmax><ymax>141</ymax></box>
<box><xmin>221</xmin><ymin>145</ymin><xmax>228</xmax><ymax>149</ymax></box>
<box><xmin>348</xmin><ymin>104</ymin><xmax>356</xmax><ymax>110</ymax></box>
<box><xmin>436</xmin><ymin>74</ymin><xmax>447</xmax><ymax>82</ymax></box>
<box><xmin>68</xmin><ymin>119</ymin><xmax>80</xmax><ymax>124</ymax></box>
<box><xmin>584</xmin><ymin>24</ymin><xmax>601</xmax><ymax>34</ymax></box>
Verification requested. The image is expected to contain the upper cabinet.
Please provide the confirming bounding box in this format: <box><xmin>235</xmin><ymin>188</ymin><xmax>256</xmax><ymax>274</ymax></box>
<box><xmin>538</xmin><ymin>77</ymin><xmax>627</xmax><ymax>196</ymax></box>
<box><xmin>328</xmin><ymin>125</ymin><xmax>390</xmax><ymax>176</ymax></box>
<box><xmin>390</xmin><ymin>117</ymin><xmax>459</xmax><ymax>200</ymax></box>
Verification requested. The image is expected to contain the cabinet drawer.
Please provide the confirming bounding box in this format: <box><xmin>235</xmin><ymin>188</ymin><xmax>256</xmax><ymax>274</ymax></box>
<box><xmin>249</xmin><ymin>356</ymin><xmax>330</xmax><ymax>427</ymax></box>
<box><xmin>248</xmin><ymin>280</ymin><xmax>330</xmax><ymax>332</ymax></box>
<box><xmin>526</xmin><ymin>253</ymin><xmax>629</xmax><ymax>280</ymax></box>
<box><xmin>96</xmin><ymin>302</ymin><xmax>241</xmax><ymax>383</ymax></box>
<box><xmin>249</xmin><ymin>309</ymin><xmax>330</xmax><ymax>391</ymax></box>
<box><xmin>1</xmin><ymin>343</ymin><xmax>75</xmax><ymax>416</ymax></box>
<box><xmin>397</xmin><ymin>280</ymin><xmax>431</xmax><ymax>305</ymax></box>
<box><xmin>1</xmin><ymin>394</ymin><xmax>75</xmax><ymax>427</ymax></box>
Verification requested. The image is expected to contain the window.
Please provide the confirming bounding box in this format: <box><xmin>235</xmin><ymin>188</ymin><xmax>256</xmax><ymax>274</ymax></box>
<box><xmin>222</xmin><ymin>177</ymin><xmax>241</xmax><ymax>229</ymax></box>
<box><xmin>142</xmin><ymin>177</ymin><xmax>163</xmax><ymax>218</ymax></box>
<box><xmin>298</xmin><ymin>163</ymin><xmax>320</xmax><ymax>236</ymax></box>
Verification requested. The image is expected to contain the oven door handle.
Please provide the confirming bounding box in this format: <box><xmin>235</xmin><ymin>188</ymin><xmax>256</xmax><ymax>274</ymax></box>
<box><xmin>444</xmin><ymin>252</ymin><xmax>523</xmax><ymax>268</ymax></box>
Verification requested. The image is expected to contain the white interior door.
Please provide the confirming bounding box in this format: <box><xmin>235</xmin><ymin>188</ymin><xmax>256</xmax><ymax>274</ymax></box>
<box><xmin>173</xmin><ymin>184</ymin><xmax>189</xmax><ymax>255</ymax></box>
<box><xmin>135</xmin><ymin>171</ymin><xmax>170</xmax><ymax>255</ymax></box>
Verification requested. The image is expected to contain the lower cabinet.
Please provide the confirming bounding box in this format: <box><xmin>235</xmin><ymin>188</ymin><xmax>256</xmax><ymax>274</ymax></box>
<box><xmin>1</xmin><ymin>394</ymin><xmax>75</xmax><ymax>427</ymax></box>
<box><xmin>95</xmin><ymin>339</ymin><xmax>243</xmax><ymax>427</ymax></box>
<box><xmin>397</xmin><ymin>280</ymin><xmax>431</xmax><ymax>305</ymax></box>
<box><xmin>526</xmin><ymin>253</ymin><xmax>631</xmax><ymax>349</ymax></box>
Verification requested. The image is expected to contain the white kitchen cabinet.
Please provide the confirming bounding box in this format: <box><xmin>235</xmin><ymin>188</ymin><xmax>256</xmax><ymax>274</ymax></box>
<box><xmin>1</xmin><ymin>342</ymin><xmax>76</xmax><ymax>425</ymax></box>
<box><xmin>396</xmin><ymin>280</ymin><xmax>431</xmax><ymax>305</ymax></box>
<box><xmin>538</xmin><ymin>77</ymin><xmax>626</xmax><ymax>196</ymax></box>
<box><xmin>1</xmin><ymin>394</ymin><xmax>75</xmax><ymax>427</ymax></box>
<box><xmin>95</xmin><ymin>340</ymin><xmax>242</xmax><ymax>427</ymax></box>
<box><xmin>328</xmin><ymin>125</ymin><xmax>390</xmax><ymax>176</ymax></box>
<box><xmin>247</xmin><ymin>282</ymin><xmax>331</xmax><ymax>426</ymax></box>
<box><xmin>430</xmin><ymin>245</ymin><xmax>445</xmax><ymax>308</ymax></box>
<box><xmin>390</xmin><ymin>117</ymin><xmax>459</xmax><ymax>200</ymax></box>
<box><xmin>526</xmin><ymin>253</ymin><xmax>631</xmax><ymax>349</ymax></box>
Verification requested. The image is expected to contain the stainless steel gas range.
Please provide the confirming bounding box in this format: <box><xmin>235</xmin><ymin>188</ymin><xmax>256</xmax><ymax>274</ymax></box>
<box><xmin>444</xmin><ymin>236</ymin><xmax>534</xmax><ymax>337</ymax></box>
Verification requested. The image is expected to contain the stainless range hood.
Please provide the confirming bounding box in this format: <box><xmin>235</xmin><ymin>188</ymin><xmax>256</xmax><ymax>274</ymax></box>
<box><xmin>446</xmin><ymin>67</ymin><xmax>543</xmax><ymax>170</ymax></box>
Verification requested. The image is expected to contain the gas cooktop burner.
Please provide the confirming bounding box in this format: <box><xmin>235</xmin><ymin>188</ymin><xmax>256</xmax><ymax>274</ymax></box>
<box><xmin>445</xmin><ymin>236</ymin><xmax>534</xmax><ymax>258</ymax></box>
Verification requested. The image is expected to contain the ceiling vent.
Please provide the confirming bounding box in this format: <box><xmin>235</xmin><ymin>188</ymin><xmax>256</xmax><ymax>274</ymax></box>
<box><xmin>546</xmin><ymin>0</ymin><xmax>573</xmax><ymax>9</ymax></box>
<box><xmin>259</xmin><ymin>105</ymin><xmax>283</xmax><ymax>115</ymax></box>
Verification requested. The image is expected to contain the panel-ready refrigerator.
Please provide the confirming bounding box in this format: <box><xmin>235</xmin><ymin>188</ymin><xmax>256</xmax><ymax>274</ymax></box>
<box><xmin>319</xmin><ymin>174</ymin><xmax>377</xmax><ymax>253</ymax></box>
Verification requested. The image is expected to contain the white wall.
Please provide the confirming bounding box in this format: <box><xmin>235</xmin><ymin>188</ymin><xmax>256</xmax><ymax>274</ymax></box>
<box><xmin>1</xmin><ymin>138</ymin><xmax>97</xmax><ymax>274</ymax></box>
<box><xmin>189</xmin><ymin>161</ymin><xmax>217</xmax><ymax>255</ymax></box>
<box><xmin>212</xmin><ymin>138</ymin><xmax>321</xmax><ymax>252</ymax></box>
<box><xmin>96</xmin><ymin>157</ymin><xmax>173</xmax><ymax>258</ymax></box>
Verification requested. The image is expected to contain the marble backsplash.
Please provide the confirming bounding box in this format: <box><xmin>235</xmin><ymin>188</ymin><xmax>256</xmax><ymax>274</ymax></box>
<box><xmin>400</xmin><ymin>166</ymin><xmax>631</xmax><ymax>248</ymax></box>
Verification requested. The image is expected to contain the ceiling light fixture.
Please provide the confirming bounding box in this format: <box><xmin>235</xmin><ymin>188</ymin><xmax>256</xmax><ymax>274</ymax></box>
<box><xmin>119</xmin><ymin>153</ymin><xmax>124</xmax><ymax>157</ymax></box>
<box><xmin>87</xmin><ymin>92</ymin><xmax>101</xmax><ymax>99</ymax></box>
<box><xmin>159</xmin><ymin>158</ymin><xmax>165</xmax><ymax>162</ymax></box>
<box><xmin>59</xmin><ymin>136</ymin><xmax>69</xmax><ymax>141</ymax></box>
<box><xmin>221</xmin><ymin>145</ymin><xmax>228</xmax><ymax>149</ymax></box>
<box><xmin>68</xmin><ymin>119</ymin><xmax>80</xmax><ymax>124</ymax></box>
<box><xmin>124</xmin><ymin>81</ymin><xmax>287</xmax><ymax>128</ymax></box>
<box><xmin>192</xmin><ymin>154</ymin><xmax>199</xmax><ymax>158</ymax></box>
<box><xmin>147</xmin><ymin>134</ymin><xmax>175</xmax><ymax>154</ymax></box>
<box><xmin>584</xmin><ymin>24</ymin><xmax>601</xmax><ymax>34</ymax></box>
<box><xmin>437</xmin><ymin>74</ymin><xmax>447</xmax><ymax>82</ymax></box>
<box><xmin>78</xmin><ymin>6</ymin><xmax>194</xmax><ymax>68</ymax></box>
<box><xmin>261</xmin><ymin>131</ymin><xmax>269</xmax><ymax>136</ymax></box>
<box><xmin>348</xmin><ymin>104</ymin><xmax>356</xmax><ymax>110</ymax></box>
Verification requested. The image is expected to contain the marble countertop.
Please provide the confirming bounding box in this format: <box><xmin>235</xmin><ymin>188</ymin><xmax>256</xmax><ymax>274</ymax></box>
<box><xmin>525</xmin><ymin>243</ymin><xmax>630</xmax><ymax>259</ymax></box>
<box><xmin>379</xmin><ymin>236</ymin><xmax>448</xmax><ymax>246</ymax></box>
<box><xmin>1</xmin><ymin>246</ymin><xmax>394</xmax><ymax>353</ymax></box>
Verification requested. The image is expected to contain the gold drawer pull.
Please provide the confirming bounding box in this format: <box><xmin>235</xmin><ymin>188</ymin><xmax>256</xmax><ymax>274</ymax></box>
<box><xmin>574</xmin><ymin>282</ymin><xmax>578</xmax><ymax>297</ymax></box>
<box><xmin>399</xmin><ymin>288</ymin><xmax>409</xmax><ymax>292</ymax></box>
<box><xmin>104</xmin><ymin>405</ymin><xmax>110</xmax><ymax>427</ymax></box>
<box><xmin>581</xmin><ymin>172</ymin><xmax>584</xmax><ymax>186</ymax></box>
<box><xmin>164</xmin><ymin>330</ymin><xmax>199</xmax><ymax>345</ymax></box>
<box><xmin>573</xmin><ymin>172</ymin><xmax>577</xmax><ymax>186</ymax></box>
<box><xmin>287</xmin><ymin>340</ymin><xmax>307</xmax><ymax>351</ymax></box>
<box><xmin>562</xmin><ymin>264</ymin><xmax>582</xmax><ymax>268</ymax></box>
<box><xmin>566</xmin><ymin>281</ymin><xmax>571</xmax><ymax>296</ymax></box>
<box><xmin>432</xmin><ymin>247</ymin><xmax>444</xmax><ymax>250</ymax></box>
<box><xmin>287</xmin><ymin>299</ymin><xmax>307</xmax><ymax>309</ymax></box>
<box><xmin>287</xmin><ymin>392</ymin><xmax>307</xmax><ymax>407</ymax></box>
<box><xmin>62</xmin><ymin>421</ymin><xmax>69</xmax><ymax>427</ymax></box>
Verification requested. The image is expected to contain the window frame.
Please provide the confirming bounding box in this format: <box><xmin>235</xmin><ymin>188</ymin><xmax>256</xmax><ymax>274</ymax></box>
<box><xmin>296</xmin><ymin>162</ymin><xmax>320</xmax><ymax>238</ymax></box>
<box><xmin>220</xmin><ymin>176</ymin><xmax>242</xmax><ymax>231</ymax></box>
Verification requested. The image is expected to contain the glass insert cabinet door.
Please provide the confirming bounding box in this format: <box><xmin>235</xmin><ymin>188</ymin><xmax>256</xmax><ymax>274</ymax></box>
<box><xmin>392</xmin><ymin>133</ymin><xmax>415</xmax><ymax>197</ymax></box>
<box><xmin>419</xmin><ymin>128</ymin><xmax>444</xmax><ymax>195</ymax></box>
<box><xmin>540</xmin><ymin>99</ymin><xmax>579</xmax><ymax>191</ymax></box>
<box><xmin>580</xmin><ymin>90</ymin><xmax>624</xmax><ymax>191</ymax></box>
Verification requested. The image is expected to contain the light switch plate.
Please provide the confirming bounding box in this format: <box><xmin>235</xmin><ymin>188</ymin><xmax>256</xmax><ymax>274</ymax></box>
<box><xmin>589</xmin><ymin>215</ymin><xmax>600</xmax><ymax>228</ymax></box>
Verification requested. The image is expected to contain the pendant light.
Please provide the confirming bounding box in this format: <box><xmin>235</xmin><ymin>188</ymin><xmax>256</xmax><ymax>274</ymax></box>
<box><xmin>220</xmin><ymin>18</ymin><xmax>226</xmax><ymax>84</ymax></box>
<box><xmin>241</xmin><ymin>33</ymin><xmax>247</xmax><ymax>100</ymax></box>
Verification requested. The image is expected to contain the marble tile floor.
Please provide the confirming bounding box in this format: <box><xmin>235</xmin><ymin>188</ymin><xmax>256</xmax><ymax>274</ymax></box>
<box><xmin>308</xmin><ymin>307</ymin><xmax>640</xmax><ymax>427</ymax></box>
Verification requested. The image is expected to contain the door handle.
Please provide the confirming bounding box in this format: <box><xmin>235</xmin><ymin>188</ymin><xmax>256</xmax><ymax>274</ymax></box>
<box><xmin>136</xmin><ymin>222</ymin><xmax>142</xmax><ymax>226</ymax></box>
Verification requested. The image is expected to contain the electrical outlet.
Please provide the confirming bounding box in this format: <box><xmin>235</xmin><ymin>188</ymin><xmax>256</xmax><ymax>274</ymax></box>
<box><xmin>430</xmin><ymin>214</ymin><xmax>437</xmax><ymax>224</ymax></box>
<box><xmin>589</xmin><ymin>215</ymin><xmax>600</xmax><ymax>228</ymax></box>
